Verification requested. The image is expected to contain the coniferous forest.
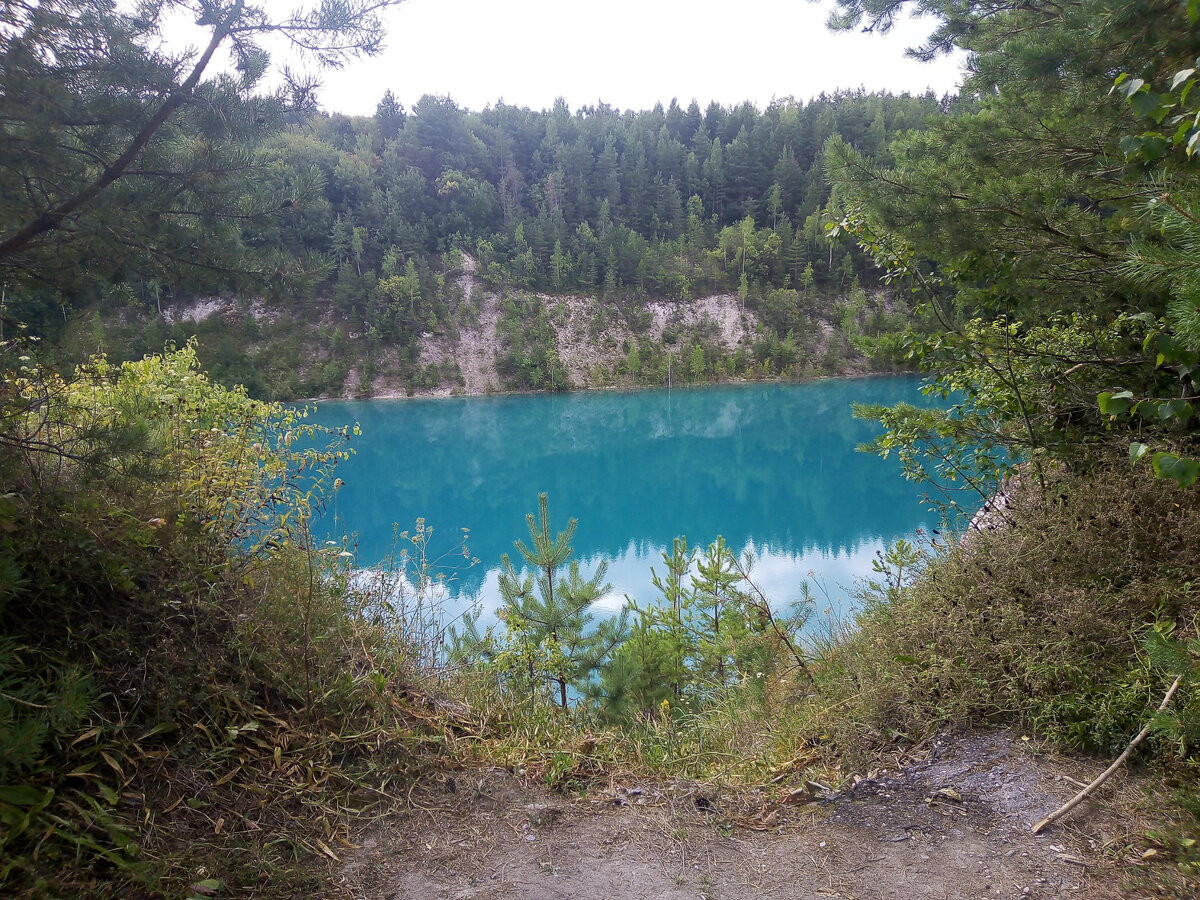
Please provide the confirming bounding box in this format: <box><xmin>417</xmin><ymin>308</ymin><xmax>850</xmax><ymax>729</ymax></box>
<box><xmin>9</xmin><ymin>73</ymin><xmax>949</xmax><ymax>396</ymax></box>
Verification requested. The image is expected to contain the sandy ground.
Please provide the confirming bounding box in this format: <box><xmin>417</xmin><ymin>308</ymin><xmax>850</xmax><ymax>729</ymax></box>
<box><xmin>418</xmin><ymin>267</ymin><xmax>759</xmax><ymax>397</ymax></box>
<box><xmin>158</xmin><ymin>274</ymin><xmax>858</xmax><ymax>399</ymax></box>
<box><xmin>160</xmin><ymin>296</ymin><xmax>229</xmax><ymax>324</ymax></box>
<box><xmin>338</xmin><ymin>732</ymin><xmax>1139</xmax><ymax>900</ymax></box>
<box><xmin>646</xmin><ymin>293</ymin><xmax>751</xmax><ymax>351</ymax></box>
<box><xmin>419</xmin><ymin>260</ymin><xmax>503</xmax><ymax>395</ymax></box>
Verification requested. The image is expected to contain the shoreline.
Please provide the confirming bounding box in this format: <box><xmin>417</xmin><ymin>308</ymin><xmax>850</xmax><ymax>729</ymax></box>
<box><xmin>291</xmin><ymin>368</ymin><xmax>914</xmax><ymax>405</ymax></box>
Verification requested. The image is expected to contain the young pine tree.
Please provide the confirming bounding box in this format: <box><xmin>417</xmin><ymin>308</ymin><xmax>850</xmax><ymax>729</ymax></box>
<box><xmin>498</xmin><ymin>494</ymin><xmax>628</xmax><ymax>709</ymax></box>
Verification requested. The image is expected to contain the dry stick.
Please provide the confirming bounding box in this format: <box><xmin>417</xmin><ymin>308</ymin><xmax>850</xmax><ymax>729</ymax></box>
<box><xmin>1032</xmin><ymin>673</ymin><xmax>1184</xmax><ymax>835</ymax></box>
<box><xmin>730</xmin><ymin>554</ymin><xmax>815</xmax><ymax>685</ymax></box>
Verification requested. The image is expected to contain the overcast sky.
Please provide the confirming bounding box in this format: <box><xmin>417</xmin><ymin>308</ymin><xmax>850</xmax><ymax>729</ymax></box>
<box><xmin>170</xmin><ymin>0</ymin><xmax>967</xmax><ymax>116</ymax></box>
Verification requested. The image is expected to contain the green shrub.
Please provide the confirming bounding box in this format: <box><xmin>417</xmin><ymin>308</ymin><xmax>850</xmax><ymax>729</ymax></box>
<box><xmin>801</xmin><ymin>465</ymin><xmax>1199</xmax><ymax>762</ymax></box>
<box><xmin>0</xmin><ymin>343</ymin><xmax>437</xmax><ymax>898</ymax></box>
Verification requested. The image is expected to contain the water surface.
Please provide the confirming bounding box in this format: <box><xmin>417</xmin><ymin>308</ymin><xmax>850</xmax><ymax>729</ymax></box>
<box><xmin>309</xmin><ymin>378</ymin><xmax>940</xmax><ymax>626</ymax></box>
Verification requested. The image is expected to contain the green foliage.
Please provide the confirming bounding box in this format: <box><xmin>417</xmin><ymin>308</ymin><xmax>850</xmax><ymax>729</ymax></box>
<box><xmin>35</xmin><ymin>83</ymin><xmax>942</xmax><ymax>390</ymax></box>
<box><xmin>4</xmin><ymin>0</ymin><xmax>933</xmax><ymax>398</ymax></box>
<box><xmin>853</xmin><ymin>400</ymin><xmax>1007</xmax><ymax>511</ymax></box>
<box><xmin>616</xmin><ymin>536</ymin><xmax>698</xmax><ymax>707</ymax></box>
<box><xmin>13</xmin><ymin>3</ymin><xmax>1200</xmax><ymax>897</ymax></box>
<box><xmin>1105</xmin><ymin>52</ymin><xmax>1200</xmax><ymax>484</ymax></box>
<box><xmin>452</xmin><ymin>495</ymin><xmax>628</xmax><ymax>709</ymax></box>
<box><xmin>0</xmin><ymin>343</ymin><xmax>454</xmax><ymax>898</ymax></box>
<box><xmin>824</xmin><ymin>0</ymin><xmax>1200</xmax><ymax>487</ymax></box>
<box><xmin>0</xmin><ymin>0</ymin><xmax>401</xmax><ymax>306</ymax></box>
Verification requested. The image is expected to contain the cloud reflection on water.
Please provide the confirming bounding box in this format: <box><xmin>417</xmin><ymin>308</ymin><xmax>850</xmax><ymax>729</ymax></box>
<box><xmin>310</xmin><ymin>378</ymin><xmax>944</xmax><ymax>634</ymax></box>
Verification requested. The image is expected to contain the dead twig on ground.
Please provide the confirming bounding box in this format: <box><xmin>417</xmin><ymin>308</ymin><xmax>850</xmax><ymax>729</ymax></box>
<box><xmin>1032</xmin><ymin>674</ymin><xmax>1184</xmax><ymax>834</ymax></box>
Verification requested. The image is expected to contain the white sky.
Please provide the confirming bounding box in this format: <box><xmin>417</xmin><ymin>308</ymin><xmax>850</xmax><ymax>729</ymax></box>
<box><xmin>167</xmin><ymin>0</ymin><xmax>967</xmax><ymax>116</ymax></box>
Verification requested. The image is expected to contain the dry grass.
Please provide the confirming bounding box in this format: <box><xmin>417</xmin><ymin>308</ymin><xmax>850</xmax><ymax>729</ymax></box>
<box><xmin>0</xmin><ymin>450</ymin><xmax>458</xmax><ymax>899</ymax></box>
<box><xmin>805</xmin><ymin>465</ymin><xmax>1199</xmax><ymax>761</ymax></box>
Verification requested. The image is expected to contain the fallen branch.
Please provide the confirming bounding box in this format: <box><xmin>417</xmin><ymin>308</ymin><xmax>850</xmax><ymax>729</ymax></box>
<box><xmin>1032</xmin><ymin>673</ymin><xmax>1184</xmax><ymax>834</ymax></box>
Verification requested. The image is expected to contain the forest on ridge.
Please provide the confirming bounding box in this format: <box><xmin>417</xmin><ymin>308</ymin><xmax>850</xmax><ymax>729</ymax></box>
<box><xmin>5</xmin><ymin>42</ymin><xmax>951</xmax><ymax>396</ymax></box>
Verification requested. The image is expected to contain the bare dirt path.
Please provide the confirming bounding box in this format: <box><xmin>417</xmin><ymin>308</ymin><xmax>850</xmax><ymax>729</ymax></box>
<box><xmin>339</xmin><ymin>732</ymin><xmax>1136</xmax><ymax>900</ymax></box>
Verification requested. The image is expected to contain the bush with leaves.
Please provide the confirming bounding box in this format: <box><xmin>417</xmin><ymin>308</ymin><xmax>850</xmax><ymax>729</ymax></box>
<box><xmin>0</xmin><ymin>343</ymin><xmax>457</xmax><ymax>898</ymax></box>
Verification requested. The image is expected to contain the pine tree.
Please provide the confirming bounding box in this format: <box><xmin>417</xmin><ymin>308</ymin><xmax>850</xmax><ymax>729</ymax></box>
<box><xmin>691</xmin><ymin>536</ymin><xmax>742</xmax><ymax>685</ymax></box>
<box><xmin>0</xmin><ymin>0</ymin><xmax>402</xmax><ymax>301</ymax></box>
<box><xmin>498</xmin><ymin>494</ymin><xmax>628</xmax><ymax>709</ymax></box>
<box><xmin>636</xmin><ymin>536</ymin><xmax>697</xmax><ymax>702</ymax></box>
<box><xmin>374</xmin><ymin>90</ymin><xmax>406</xmax><ymax>141</ymax></box>
<box><xmin>824</xmin><ymin>0</ymin><xmax>1200</xmax><ymax>482</ymax></box>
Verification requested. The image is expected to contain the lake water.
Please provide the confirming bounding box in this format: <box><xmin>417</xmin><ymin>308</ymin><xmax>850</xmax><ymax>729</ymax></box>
<box><xmin>308</xmin><ymin>377</ymin><xmax>942</xmax><ymax>630</ymax></box>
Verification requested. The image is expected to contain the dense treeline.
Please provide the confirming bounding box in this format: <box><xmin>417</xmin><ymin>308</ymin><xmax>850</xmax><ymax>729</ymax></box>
<box><xmin>35</xmin><ymin>89</ymin><xmax>950</xmax><ymax>397</ymax></box>
<box><xmin>0</xmin><ymin>83</ymin><xmax>951</xmax><ymax>333</ymax></box>
<box><xmin>272</xmin><ymin>91</ymin><xmax>948</xmax><ymax>334</ymax></box>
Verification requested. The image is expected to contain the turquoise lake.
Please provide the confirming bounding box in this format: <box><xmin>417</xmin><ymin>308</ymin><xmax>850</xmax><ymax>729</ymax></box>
<box><xmin>308</xmin><ymin>377</ymin><xmax>942</xmax><ymax>628</ymax></box>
